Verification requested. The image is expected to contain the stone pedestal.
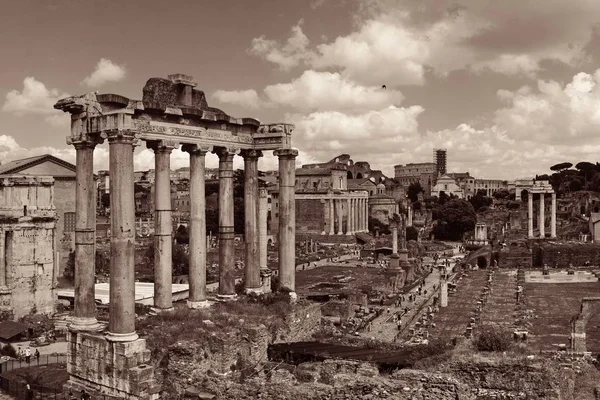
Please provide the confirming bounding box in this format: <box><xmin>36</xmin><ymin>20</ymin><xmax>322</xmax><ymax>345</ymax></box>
<box><xmin>65</xmin><ymin>330</ymin><xmax>160</xmax><ymax>400</ymax></box>
<box><xmin>389</xmin><ymin>253</ymin><xmax>400</xmax><ymax>270</ymax></box>
<box><xmin>260</xmin><ymin>268</ymin><xmax>272</xmax><ymax>294</ymax></box>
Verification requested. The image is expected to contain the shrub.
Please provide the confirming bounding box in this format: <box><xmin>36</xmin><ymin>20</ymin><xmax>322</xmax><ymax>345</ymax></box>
<box><xmin>475</xmin><ymin>328</ymin><xmax>512</xmax><ymax>352</ymax></box>
<box><xmin>0</xmin><ymin>344</ymin><xmax>17</xmax><ymax>358</ymax></box>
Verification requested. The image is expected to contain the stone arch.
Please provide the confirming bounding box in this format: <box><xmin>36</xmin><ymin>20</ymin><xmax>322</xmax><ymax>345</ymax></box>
<box><xmin>477</xmin><ymin>255</ymin><xmax>488</xmax><ymax>269</ymax></box>
<box><xmin>347</xmin><ymin>171</ymin><xmax>353</xmax><ymax>179</ymax></box>
<box><xmin>571</xmin><ymin>297</ymin><xmax>600</xmax><ymax>352</ymax></box>
<box><xmin>356</xmin><ymin>172</ymin><xmax>363</xmax><ymax>179</ymax></box>
<box><xmin>267</xmin><ymin>238</ymin><xmax>273</xmax><ymax>247</ymax></box>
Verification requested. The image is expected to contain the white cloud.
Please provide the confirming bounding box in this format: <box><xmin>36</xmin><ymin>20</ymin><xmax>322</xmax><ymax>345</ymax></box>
<box><xmin>249</xmin><ymin>1</ymin><xmax>600</xmax><ymax>83</ymax></box>
<box><xmin>249</xmin><ymin>20</ymin><xmax>311</xmax><ymax>71</ymax></box>
<box><xmin>212</xmin><ymin>89</ymin><xmax>262</xmax><ymax>109</ymax></box>
<box><xmin>263</xmin><ymin>70</ymin><xmax>404</xmax><ymax>112</ymax></box>
<box><xmin>82</xmin><ymin>58</ymin><xmax>126</xmax><ymax>87</ymax></box>
<box><xmin>2</xmin><ymin>77</ymin><xmax>69</xmax><ymax>116</ymax></box>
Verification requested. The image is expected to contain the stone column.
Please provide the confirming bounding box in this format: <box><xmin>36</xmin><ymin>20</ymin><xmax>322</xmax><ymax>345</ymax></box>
<box><xmin>551</xmin><ymin>193</ymin><xmax>557</xmax><ymax>238</ymax></box>
<box><xmin>0</xmin><ymin>230</ymin><xmax>5</xmax><ymax>288</ymax></box>
<box><xmin>148</xmin><ymin>140</ymin><xmax>177</xmax><ymax>313</ymax></box>
<box><xmin>440</xmin><ymin>274</ymin><xmax>448</xmax><ymax>307</ymax></box>
<box><xmin>539</xmin><ymin>193</ymin><xmax>545</xmax><ymax>238</ymax></box>
<box><xmin>528</xmin><ymin>192</ymin><xmax>534</xmax><ymax>238</ymax></box>
<box><xmin>347</xmin><ymin>198</ymin><xmax>353</xmax><ymax>235</ymax></box>
<box><xmin>364</xmin><ymin>198</ymin><xmax>369</xmax><ymax>232</ymax></box>
<box><xmin>407</xmin><ymin>204</ymin><xmax>413</xmax><ymax>227</ymax></box>
<box><xmin>70</xmin><ymin>137</ymin><xmax>101</xmax><ymax>331</ymax></box>
<box><xmin>215</xmin><ymin>147</ymin><xmax>237</xmax><ymax>299</ymax></box>
<box><xmin>242</xmin><ymin>150</ymin><xmax>262</xmax><ymax>294</ymax></box>
<box><xmin>106</xmin><ymin>130</ymin><xmax>138</xmax><ymax>342</ymax></box>
<box><xmin>274</xmin><ymin>148</ymin><xmax>298</xmax><ymax>293</ymax></box>
<box><xmin>337</xmin><ymin>199</ymin><xmax>343</xmax><ymax>235</ymax></box>
<box><xmin>184</xmin><ymin>144</ymin><xmax>211</xmax><ymax>308</ymax></box>
<box><xmin>258</xmin><ymin>188</ymin><xmax>268</xmax><ymax>269</ymax></box>
<box><xmin>329</xmin><ymin>198</ymin><xmax>335</xmax><ymax>235</ymax></box>
<box><xmin>358</xmin><ymin>198</ymin><xmax>363</xmax><ymax>232</ymax></box>
<box><xmin>392</xmin><ymin>224</ymin><xmax>398</xmax><ymax>254</ymax></box>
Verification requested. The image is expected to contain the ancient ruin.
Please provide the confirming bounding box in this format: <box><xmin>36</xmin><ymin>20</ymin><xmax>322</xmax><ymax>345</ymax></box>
<box><xmin>528</xmin><ymin>180</ymin><xmax>557</xmax><ymax>238</ymax></box>
<box><xmin>0</xmin><ymin>175</ymin><xmax>58</xmax><ymax>319</ymax></box>
<box><xmin>54</xmin><ymin>73</ymin><xmax>297</xmax><ymax>399</ymax></box>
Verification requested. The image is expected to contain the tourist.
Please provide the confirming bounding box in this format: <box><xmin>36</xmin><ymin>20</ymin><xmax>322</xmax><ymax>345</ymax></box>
<box><xmin>17</xmin><ymin>346</ymin><xmax>22</xmax><ymax>361</ymax></box>
<box><xmin>34</xmin><ymin>349</ymin><xmax>40</xmax><ymax>360</ymax></box>
<box><xmin>25</xmin><ymin>347</ymin><xmax>31</xmax><ymax>363</ymax></box>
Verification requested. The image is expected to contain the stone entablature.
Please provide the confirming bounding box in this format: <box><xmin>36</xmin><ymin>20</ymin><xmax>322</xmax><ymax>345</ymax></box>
<box><xmin>526</xmin><ymin>180</ymin><xmax>556</xmax><ymax>239</ymax></box>
<box><xmin>0</xmin><ymin>175</ymin><xmax>57</xmax><ymax>319</ymax></box>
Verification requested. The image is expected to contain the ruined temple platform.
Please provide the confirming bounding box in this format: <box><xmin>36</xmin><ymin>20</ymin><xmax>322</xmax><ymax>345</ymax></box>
<box><xmin>525</xmin><ymin>270</ymin><xmax>599</xmax><ymax>283</ymax></box>
<box><xmin>57</xmin><ymin>283</ymin><xmax>190</xmax><ymax>305</ymax></box>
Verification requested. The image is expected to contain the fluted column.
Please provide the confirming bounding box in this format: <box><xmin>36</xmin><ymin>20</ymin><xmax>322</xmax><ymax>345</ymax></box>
<box><xmin>215</xmin><ymin>147</ymin><xmax>237</xmax><ymax>299</ymax></box>
<box><xmin>184</xmin><ymin>144</ymin><xmax>211</xmax><ymax>308</ymax></box>
<box><xmin>148</xmin><ymin>140</ymin><xmax>177</xmax><ymax>312</ymax></box>
<box><xmin>329</xmin><ymin>198</ymin><xmax>335</xmax><ymax>235</ymax></box>
<box><xmin>70</xmin><ymin>136</ymin><xmax>102</xmax><ymax>331</ymax></box>
<box><xmin>528</xmin><ymin>192</ymin><xmax>534</xmax><ymax>238</ymax></box>
<box><xmin>275</xmin><ymin>148</ymin><xmax>298</xmax><ymax>293</ymax></box>
<box><xmin>106</xmin><ymin>130</ymin><xmax>138</xmax><ymax>342</ymax></box>
<box><xmin>258</xmin><ymin>188</ymin><xmax>268</xmax><ymax>269</ymax></box>
<box><xmin>242</xmin><ymin>150</ymin><xmax>262</xmax><ymax>293</ymax></box>
<box><xmin>539</xmin><ymin>193</ymin><xmax>545</xmax><ymax>238</ymax></box>
<box><xmin>358</xmin><ymin>198</ymin><xmax>362</xmax><ymax>232</ymax></box>
<box><xmin>364</xmin><ymin>198</ymin><xmax>369</xmax><ymax>232</ymax></box>
<box><xmin>551</xmin><ymin>193</ymin><xmax>557</xmax><ymax>238</ymax></box>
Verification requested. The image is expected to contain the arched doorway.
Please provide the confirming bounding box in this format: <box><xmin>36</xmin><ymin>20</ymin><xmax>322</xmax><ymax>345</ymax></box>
<box><xmin>347</xmin><ymin>171</ymin><xmax>353</xmax><ymax>179</ymax></box>
<box><xmin>356</xmin><ymin>172</ymin><xmax>363</xmax><ymax>179</ymax></box>
<box><xmin>477</xmin><ymin>256</ymin><xmax>488</xmax><ymax>269</ymax></box>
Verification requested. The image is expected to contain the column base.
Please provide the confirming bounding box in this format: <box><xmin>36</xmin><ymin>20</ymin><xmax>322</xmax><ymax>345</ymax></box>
<box><xmin>346</xmin><ymin>231</ymin><xmax>353</xmax><ymax>236</ymax></box>
<box><xmin>150</xmin><ymin>306</ymin><xmax>174</xmax><ymax>315</ymax></box>
<box><xmin>105</xmin><ymin>331</ymin><xmax>139</xmax><ymax>343</ymax></box>
<box><xmin>244</xmin><ymin>287</ymin><xmax>263</xmax><ymax>295</ymax></box>
<box><xmin>69</xmin><ymin>317</ymin><xmax>103</xmax><ymax>332</ymax></box>
<box><xmin>216</xmin><ymin>294</ymin><xmax>238</xmax><ymax>302</ymax></box>
<box><xmin>187</xmin><ymin>300</ymin><xmax>211</xmax><ymax>309</ymax></box>
<box><xmin>321</xmin><ymin>231</ymin><xmax>326</xmax><ymax>235</ymax></box>
<box><xmin>337</xmin><ymin>232</ymin><xmax>344</xmax><ymax>235</ymax></box>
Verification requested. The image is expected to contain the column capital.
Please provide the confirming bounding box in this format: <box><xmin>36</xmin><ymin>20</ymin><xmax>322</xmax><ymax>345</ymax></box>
<box><xmin>259</xmin><ymin>187</ymin><xmax>268</xmax><ymax>198</ymax></box>
<box><xmin>103</xmin><ymin>129</ymin><xmax>140</xmax><ymax>145</ymax></box>
<box><xmin>146</xmin><ymin>139</ymin><xmax>179</xmax><ymax>153</ymax></box>
<box><xmin>213</xmin><ymin>146</ymin><xmax>240</xmax><ymax>160</ymax></box>
<box><xmin>182</xmin><ymin>144</ymin><xmax>213</xmax><ymax>155</ymax></box>
<box><xmin>67</xmin><ymin>133</ymin><xmax>104</xmax><ymax>149</ymax></box>
<box><xmin>240</xmin><ymin>149</ymin><xmax>264</xmax><ymax>160</ymax></box>
<box><xmin>274</xmin><ymin>148</ymin><xmax>298</xmax><ymax>159</ymax></box>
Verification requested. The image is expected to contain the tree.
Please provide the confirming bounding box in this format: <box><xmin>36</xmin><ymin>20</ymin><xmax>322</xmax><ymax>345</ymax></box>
<box><xmin>368</xmin><ymin>217</ymin><xmax>390</xmax><ymax>235</ymax></box>
<box><xmin>432</xmin><ymin>199</ymin><xmax>476</xmax><ymax>241</ymax></box>
<box><xmin>590</xmin><ymin>172</ymin><xmax>600</xmax><ymax>192</ymax></box>
<box><xmin>175</xmin><ymin>225</ymin><xmax>189</xmax><ymax>244</ymax></box>
<box><xmin>438</xmin><ymin>191</ymin><xmax>449</xmax><ymax>205</ymax></box>
<box><xmin>101</xmin><ymin>193</ymin><xmax>110</xmax><ymax>209</ymax></box>
<box><xmin>172</xmin><ymin>244</ymin><xmax>189</xmax><ymax>276</ymax></box>
<box><xmin>407</xmin><ymin>182</ymin><xmax>424</xmax><ymax>202</ymax></box>
<box><xmin>406</xmin><ymin>226</ymin><xmax>419</xmax><ymax>241</ymax></box>
<box><xmin>468</xmin><ymin>190</ymin><xmax>493</xmax><ymax>212</ymax></box>
<box><xmin>550</xmin><ymin>162</ymin><xmax>573</xmax><ymax>173</ymax></box>
<box><xmin>576</xmin><ymin>161</ymin><xmax>597</xmax><ymax>187</ymax></box>
<box><xmin>206</xmin><ymin>207</ymin><xmax>219</xmax><ymax>236</ymax></box>
<box><xmin>493</xmin><ymin>189</ymin><xmax>510</xmax><ymax>200</ymax></box>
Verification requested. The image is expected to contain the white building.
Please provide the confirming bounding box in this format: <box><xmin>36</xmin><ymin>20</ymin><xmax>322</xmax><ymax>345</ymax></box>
<box><xmin>432</xmin><ymin>174</ymin><xmax>464</xmax><ymax>198</ymax></box>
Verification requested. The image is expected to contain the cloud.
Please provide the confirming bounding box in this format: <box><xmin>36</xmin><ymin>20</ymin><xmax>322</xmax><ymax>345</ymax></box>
<box><xmin>214</xmin><ymin>71</ymin><xmax>404</xmax><ymax>113</ymax></box>
<box><xmin>249</xmin><ymin>20</ymin><xmax>311</xmax><ymax>71</ymax></box>
<box><xmin>212</xmin><ymin>89</ymin><xmax>262</xmax><ymax>109</ymax></box>
<box><xmin>263</xmin><ymin>70</ymin><xmax>404</xmax><ymax>112</ymax></box>
<box><xmin>82</xmin><ymin>58</ymin><xmax>126</xmax><ymax>87</ymax></box>
<box><xmin>2</xmin><ymin>77</ymin><xmax>69</xmax><ymax>116</ymax></box>
<box><xmin>249</xmin><ymin>0</ymin><xmax>599</xmax><ymax>83</ymax></box>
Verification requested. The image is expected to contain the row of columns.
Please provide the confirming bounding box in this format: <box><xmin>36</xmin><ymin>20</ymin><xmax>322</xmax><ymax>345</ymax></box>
<box><xmin>324</xmin><ymin>197</ymin><xmax>369</xmax><ymax>235</ymax></box>
<box><xmin>527</xmin><ymin>192</ymin><xmax>557</xmax><ymax>239</ymax></box>
<box><xmin>69</xmin><ymin>129</ymin><xmax>298</xmax><ymax>342</ymax></box>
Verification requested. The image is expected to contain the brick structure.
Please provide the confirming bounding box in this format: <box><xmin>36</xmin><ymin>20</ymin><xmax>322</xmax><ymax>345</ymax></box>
<box><xmin>571</xmin><ymin>297</ymin><xmax>600</xmax><ymax>352</ymax></box>
<box><xmin>0</xmin><ymin>154</ymin><xmax>77</xmax><ymax>278</ymax></box>
<box><xmin>0</xmin><ymin>175</ymin><xmax>58</xmax><ymax>319</ymax></box>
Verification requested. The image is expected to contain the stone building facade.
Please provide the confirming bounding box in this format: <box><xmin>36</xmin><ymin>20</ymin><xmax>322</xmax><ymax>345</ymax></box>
<box><xmin>0</xmin><ymin>175</ymin><xmax>57</xmax><ymax>319</ymax></box>
<box><xmin>369</xmin><ymin>183</ymin><xmax>399</xmax><ymax>225</ymax></box>
<box><xmin>432</xmin><ymin>174</ymin><xmax>464</xmax><ymax>198</ymax></box>
<box><xmin>0</xmin><ymin>154</ymin><xmax>77</xmax><ymax>278</ymax></box>
<box><xmin>302</xmin><ymin>154</ymin><xmax>387</xmax><ymax>182</ymax></box>
<box><xmin>394</xmin><ymin>162</ymin><xmax>435</xmax><ymax>196</ymax></box>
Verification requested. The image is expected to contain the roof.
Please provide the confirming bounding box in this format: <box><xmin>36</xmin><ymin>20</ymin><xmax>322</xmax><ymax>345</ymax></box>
<box><xmin>0</xmin><ymin>321</ymin><xmax>29</xmax><ymax>341</ymax></box>
<box><xmin>0</xmin><ymin>154</ymin><xmax>76</xmax><ymax>177</ymax></box>
<box><xmin>447</xmin><ymin>172</ymin><xmax>471</xmax><ymax>179</ymax></box>
<box><xmin>348</xmin><ymin>178</ymin><xmax>376</xmax><ymax>190</ymax></box>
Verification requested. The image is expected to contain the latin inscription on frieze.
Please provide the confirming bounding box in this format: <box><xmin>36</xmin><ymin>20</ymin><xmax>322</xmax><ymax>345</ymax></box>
<box><xmin>134</xmin><ymin>120</ymin><xmax>253</xmax><ymax>144</ymax></box>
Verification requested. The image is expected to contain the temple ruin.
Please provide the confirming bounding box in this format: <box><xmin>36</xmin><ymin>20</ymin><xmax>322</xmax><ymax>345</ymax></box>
<box><xmin>54</xmin><ymin>74</ymin><xmax>297</xmax><ymax>399</ymax></box>
<box><xmin>0</xmin><ymin>175</ymin><xmax>58</xmax><ymax>319</ymax></box>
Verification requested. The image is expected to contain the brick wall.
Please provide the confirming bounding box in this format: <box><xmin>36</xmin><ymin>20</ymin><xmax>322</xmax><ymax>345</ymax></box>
<box><xmin>535</xmin><ymin>242</ymin><xmax>600</xmax><ymax>267</ymax></box>
<box><xmin>296</xmin><ymin>199</ymin><xmax>325</xmax><ymax>234</ymax></box>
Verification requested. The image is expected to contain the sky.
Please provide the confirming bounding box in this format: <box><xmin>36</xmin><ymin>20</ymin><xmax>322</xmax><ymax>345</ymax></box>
<box><xmin>1</xmin><ymin>0</ymin><xmax>600</xmax><ymax>180</ymax></box>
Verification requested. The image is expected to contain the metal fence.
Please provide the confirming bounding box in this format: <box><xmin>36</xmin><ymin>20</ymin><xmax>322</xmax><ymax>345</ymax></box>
<box><xmin>0</xmin><ymin>353</ymin><xmax>67</xmax><ymax>374</ymax></box>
